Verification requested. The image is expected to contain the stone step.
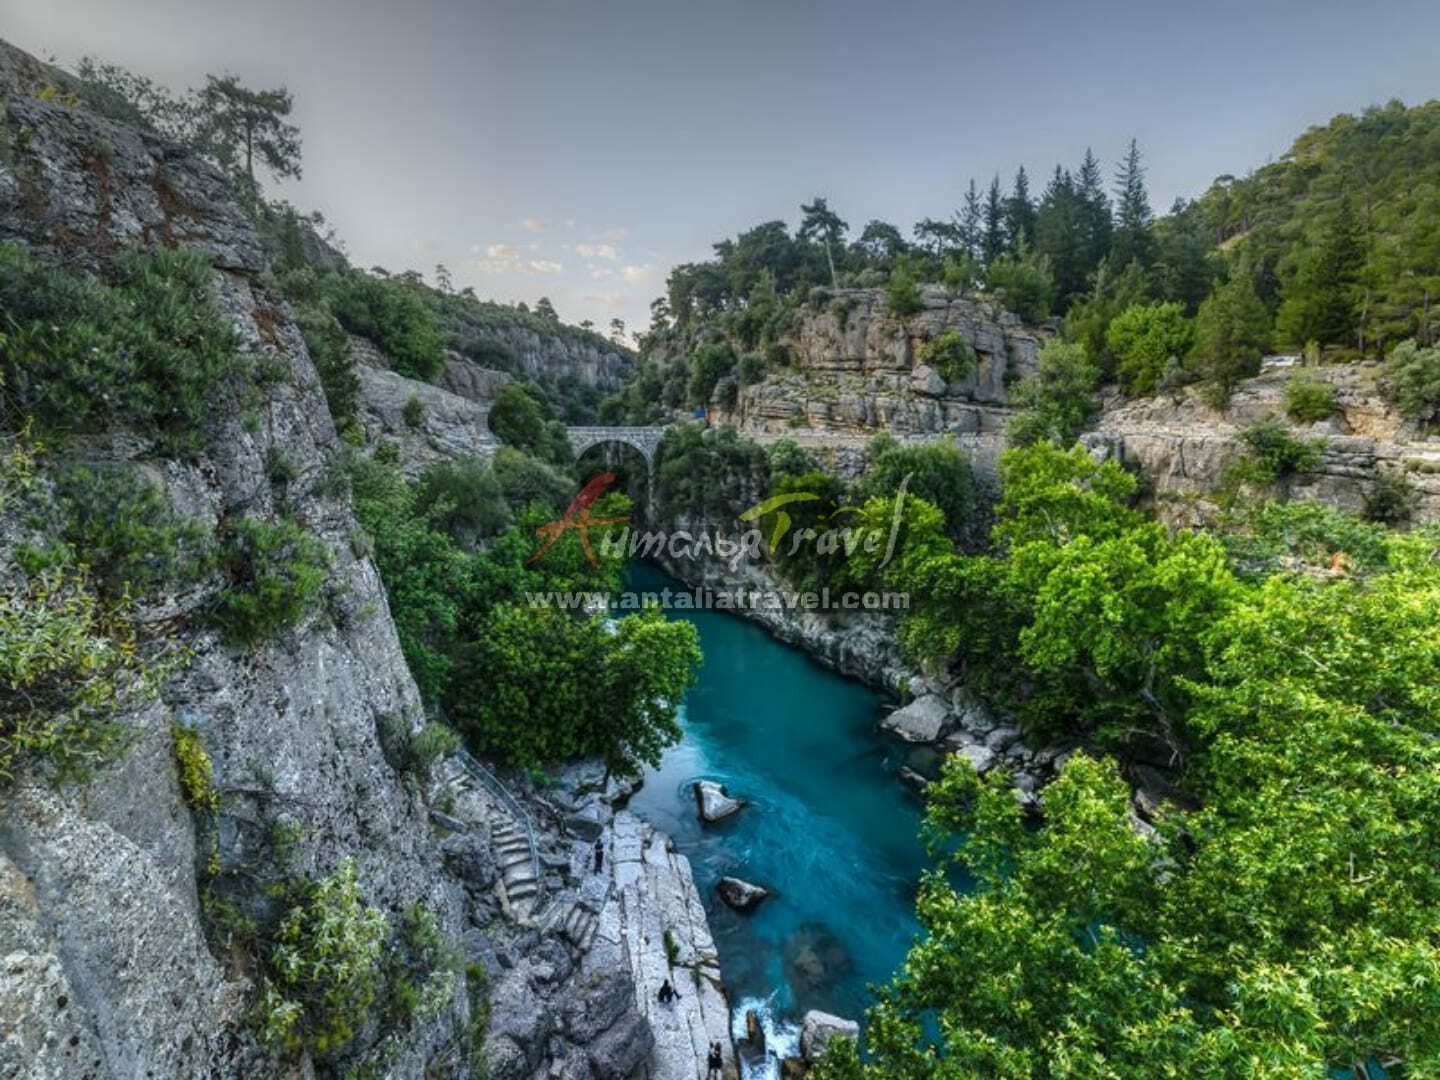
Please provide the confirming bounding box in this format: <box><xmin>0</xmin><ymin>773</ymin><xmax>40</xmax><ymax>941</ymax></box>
<box><xmin>507</xmin><ymin>880</ymin><xmax>539</xmax><ymax>900</ymax></box>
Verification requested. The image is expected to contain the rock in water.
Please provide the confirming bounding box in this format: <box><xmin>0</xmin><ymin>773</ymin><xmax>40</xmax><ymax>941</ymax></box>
<box><xmin>879</xmin><ymin>694</ymin><xmax>948</xmax><ymax>743</ymax></box>
<box><xmin>800</xmin><ymin>1010</ymin><xmax>860</xmax><ymax>1063</ymax></box>
<box><xmin>693</xmin><ymin>780</ymin><xmax>745</xmax><ymax>823</ymax></box>
<box><xmin>782</xmin><ymin>922</ymin><xmax>854</xmax><ymax>993</ymax></box>
<box><xmin>717</xmin><ymin>876</ymin><xmax>771</xmax><ymax>912</ymax></box>
<box><xmin>898</xmin><ymin>766</ymin><xmax>931</xmax><ymax>794</ymax></box>
<box><xmin>744</xmin><ymin>1008</ymin><xmax>766</xmax><ymax>1054</ymax></box>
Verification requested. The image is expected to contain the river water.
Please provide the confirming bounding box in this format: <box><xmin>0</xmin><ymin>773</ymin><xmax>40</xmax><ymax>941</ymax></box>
<box><xmin>624</xmin><ymin>564</ymin><xmax>945</xmax><ymax>1076</ymax></box>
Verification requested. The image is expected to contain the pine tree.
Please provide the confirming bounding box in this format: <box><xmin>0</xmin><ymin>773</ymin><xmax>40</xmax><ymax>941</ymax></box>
<box><xmin>982</xmin><ymin>176</ymin><xmax>1007</xmax><ymax>266</ymax></box>
<box><xmin>960</xmin><ymin>180</ymin><xmax>983</xmax><ymax>261</ymax></box>
<box><xmin>1005</xmin><ymin>166</ymin><xmax>1037</xmax><ymax>253</ymax></box>
<box><xmin>1035</xmin><ymin>166</ymin><xmax>1085</xmax><ymax>308</ymax></box>
<box><xmin>1111</xmin><ymin>139</ymin><xmax>1153</xmax><ymax>268</ymax></box>
<box><xmin>1077</xmin><ymin>148</ymin><xmax>1113</xmax><ymax>277</ymax></box>
<box><xmin>1274</xmin><ymin>194</ymin><xmax>1365</xmax><ymax>349</ymax></box>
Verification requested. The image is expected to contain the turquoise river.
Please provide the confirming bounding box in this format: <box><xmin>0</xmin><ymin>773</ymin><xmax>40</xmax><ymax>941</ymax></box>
<box><xmin>624</xmin><ymin>564</ymin><xmax>951</xmax><ymax>1076</ymax></box>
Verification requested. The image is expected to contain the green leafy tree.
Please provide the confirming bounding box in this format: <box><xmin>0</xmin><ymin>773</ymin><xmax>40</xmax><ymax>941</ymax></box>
<box><xmin>1106</xmin><ymin>301</ymin><xmax>1194</xmax><ymax>395</ymax></box>
<box><xmin>799</xmin><ymin>197</ymin><xmax>849</xmax><ymax>287</ymax></box>
<box><xmin>1007</xmin><ymin>340</ymin><xmax>1100</xmax><ymax>447</ymax></box>
<box><xmin>1381</xmin><ymin>338</ymin><xmax>1440</xmax><ymax>423</ymax></box>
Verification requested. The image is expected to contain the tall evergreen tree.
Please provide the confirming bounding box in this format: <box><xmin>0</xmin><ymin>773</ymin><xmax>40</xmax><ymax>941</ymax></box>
<box><xmin>1076</xmin><ymin>148</ymin><xmax>1113</xmax><ymax>277</ymax></box>
<box><xmin>1005</xmin><ymin>166</ymin><xmax>1037</xmax><ymax>253</ymax></box>
<box><xmin>1274</xmin><ymin>193</ymin><xmax>1365</xmax><ymax>348</ymax></box>
<box><xmin>982</xmin><ymin>176</ymin><xmax>1007</xmax><ymax>266</ymax></box>
<box><xmin>1111</xmin><ymin>139</ymin><xmax>1153</xmax><ymax>268</ymax></box>
<box><xmin>1035</xmin><ymin>166</ymin><xmax>1086</xmax><ymax>308</ymax></box>
<box><xmin>960</xmin><ymin>179</ymin><xmax>983</xmax><ymax>261</ymax></box>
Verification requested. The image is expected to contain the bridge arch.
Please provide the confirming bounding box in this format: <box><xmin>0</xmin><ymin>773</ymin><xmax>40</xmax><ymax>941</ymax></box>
<box><xmin>565</xmin><ymin>426</ymin><xmax>667</xmax><ymax>470</ymax></box>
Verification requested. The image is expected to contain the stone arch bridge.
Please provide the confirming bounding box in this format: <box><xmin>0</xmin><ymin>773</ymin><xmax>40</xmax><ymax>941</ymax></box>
<box><xmin>565</xmin><ymin>426</ymin><xmax>669</xmax><ymax>469</ymax></box>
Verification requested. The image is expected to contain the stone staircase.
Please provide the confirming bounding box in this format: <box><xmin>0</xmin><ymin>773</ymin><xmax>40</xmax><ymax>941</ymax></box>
<box><xmin>553</xmin><ymin>898</ymin><xmax>601</xmax><ymax>952</ymax></box>
<box><xmin>442</xmin><ymin>750</ymin><xmax>546</xmax><ymax>922</ymax></box>
<box><xmin>491</xmin><ymin>819</ymin><xmax>540</xmax><ymax>918</ymax></box>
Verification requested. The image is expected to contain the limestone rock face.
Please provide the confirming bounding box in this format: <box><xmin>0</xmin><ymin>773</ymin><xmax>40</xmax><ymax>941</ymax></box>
<box><xmin>880</xmin><ymin>694</ymin><xmax>950</xmax><ymax>743</ymax></box>
<box><xmin>354</xmin><ymin>361</ymin><xmax>498</xmax><ymax>476</ymax></box>
<box><xmin>694</xmin><ymin>780</ymin><xmax>746</xmax><ymax>823</ymax></box>
<box><xmin>717</xmin><ymin>875</ymin><xmax>771</xmax><ymax>912</ymax></box>
<box><xmin>799</xmin><ymin>1009</ymin><xmax>860</xmax><ymax>1063</ymax></box>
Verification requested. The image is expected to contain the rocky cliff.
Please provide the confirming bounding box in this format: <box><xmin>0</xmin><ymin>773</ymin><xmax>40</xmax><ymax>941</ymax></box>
<box><xmin>0</xmin><ymin>38</ymin><xmax>721</xmax><ymax>1080</ymax></box>
<box><xmin>715</xmin><ymin>286</ymin><xmax>1041</xmax><ymax>447</ymax></box>
<box><xmin>1091</xmin><ymin>360</ymin><xmax>1440</xmax><ymax>526</ymax></box>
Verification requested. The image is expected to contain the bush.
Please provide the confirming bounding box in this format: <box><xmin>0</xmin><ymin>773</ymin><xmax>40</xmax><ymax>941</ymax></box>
<box><xmin>49</xmin><ymin>462</ymin><xmax>213</xmax><ymax>602</ymax></box>
<box><xmin>1008</xmin><ymin>340</ymin><xmax>1100</xmax><ymax>447</ymax></box>
<box><xmin>402</xmin><ymin>394</ymin><xmax>425</xmax><ymax>428</ymax></box>
<box><xmin>0</xmin><ymin>243</ymin><xmax>244</xmax><ymax>454</ymax></box>
<box><xmin>173</xmin><ymin>723</ymin><xmax>220</xmax><ymax>813</ymax></box>
<box><xmin>1106</xmin><ymin>302</ymin><xmax>1193</xmax><ymax>396</ymax></box>
<box><xmin>488</xmin><ymin>384</ymin><xmax>570</xmax><ymax>464</ymax></box>
<box><xmin>887</xmin><ymin>257</ymin><xmax>924</xmax><ymax>317</ymax></box>
<box><xmin>1240</xmin><ymin>418</ymin><xmax>1324</xmax><ymax>481</ymax></box>
<box><xmin>256</xmin><ymin>858</ymin><xmax>387</xmax><ymax>1057</ymax></box>
<box><xmin>918</xmin><ymin>330</ymin><xmax>975</xmax><ymax>383</ymax></box>
<box><xmin>413</xmin><ymin>457</ymin><xmax>511</xmax><ymax>549</ymax></box>
<box><xmin>1189</xmin><ymin>272</ymin><xmax>1269</xmax><ymax>406</ymax></box>
<box><xmin>491</xmin><ymin>446</ymin><xmax>575</xmax><ymax>515</ymax></box>
<box><xmin>406</xmin><ymin>723</ymin><xmax>461</xmax><ymax>785</ymax></box>
<box><xmin>293</xmin><ymin>305</ymin><xmax>359</xmax><ymax>431</ymax></box>
<box><xmin>383</xmin><ymin>904</ymin><xmax>459</xmax><ymax>1029</ymax></box>
<box><xmin>1365</xmin><ymin>471</ymin><xmax>1419</xmax><ymax>524</ymax></box>
<box><xmin>0</xmin><ymin>572</ymin><xmax>166</xmax><ymax>780</ymax></box>
<box><xmin>210</xmin><ymin>517</ymin><xmax>330</xmax><ymax>646</ymax></box>
<box><xmin>329</xmin><ymin>272</ymin><xmax>446</xmax><ymax>381</ymax></box>
<box><xmin>1381</xmin><ymin>338</ymin><xmax>1440</xmax><ymax>423</ymax></box>
<box><xmin>985</xmin><ymin>246</ymin><xmax>1055</xmax><ymax>324</ymax></box>
<box><xmin>738</xmin><ymin>351</ymin><xmax>766</xmax><ymax>385</ymax></box>
<box><xmin>1285</xmin><ymin>376</ymin><xmax>1340</xmax><ymax>423</ymax></box>
<box><xmin>686</xmin><ymin>343</ymin><xmax>736</xmax><ymax>406</ymax></box>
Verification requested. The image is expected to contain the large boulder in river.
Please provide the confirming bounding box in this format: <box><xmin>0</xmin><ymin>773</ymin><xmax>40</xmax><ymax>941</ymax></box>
<box><xmin>880</xmin><ymin>694</ymin><xmax>949</xmax><ymax>743</ymax></box>
<box><xmin>717</xmin><ymin>876</ymin><xmax>771</xmax><ymax>912</ymax></box>
<box><xmin>693</xmin><ymin>780</ymin><xmax>745</xmax><ymax>823</ymax></box>
<box><xmin>800</xmin><ymin>1010</ymin><xmax>860</xmax><ymax>1063</ymax></box>
<box><xmin>782</xmin><ymin>922</ymin><xmax>853</xmax><ymax>993</ymax></box>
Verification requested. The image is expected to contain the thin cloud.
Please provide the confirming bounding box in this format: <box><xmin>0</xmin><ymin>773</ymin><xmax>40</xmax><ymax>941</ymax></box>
<box><xmin>520</xmin><ymin>217</ymin><xmax>548</xmax><ymax>232</ymax></box>
<box><xmin>487</xmin><ymin>243</ymin><xmax>519</xmax><ymax>258</ymax></box>
<box><xmin>622</xmin><ymin>264</ymin><xmax>655</xmax><ymax>285</ymax></box>
<box><xmin>576</xmin><ymin>242</ymin><xmax>618</xmax><ymax>260</ymax></box>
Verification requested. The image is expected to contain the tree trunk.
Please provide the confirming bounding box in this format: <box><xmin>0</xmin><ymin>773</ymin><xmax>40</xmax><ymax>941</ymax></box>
<box><xmin>824</xmin><ymin>240</ymin><xmax>837</xmax><ymax>288</ymax></box>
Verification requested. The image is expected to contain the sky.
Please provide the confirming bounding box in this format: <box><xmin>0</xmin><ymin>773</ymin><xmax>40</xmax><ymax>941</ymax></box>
<box><xmin>6</xmin><ymin>0</ymin><xmax>1440</xmax><ymax>336</ymax></box>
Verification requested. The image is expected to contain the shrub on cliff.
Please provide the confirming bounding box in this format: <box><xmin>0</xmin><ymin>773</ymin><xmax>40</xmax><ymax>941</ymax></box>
<box><xmin>257</xmin><ymin>859</ymin><xmax>387</xmax><ymax>1057</ymax></box>
<box><xmin>0</xmin><ymin>243</ymin><xmax>244</xmax><ymax>454</ymax></box>
<box><xmin>1285</xmin><ymin>375</ymin><xmax>1340</xmax><ymax>423</ymax></box>
<box><xmin>209</xmin><ymin>516</ymin><xmax>330</xmax><ymax>646</ymax></box>
<box><xmin>1007</xmin><ymin>339</ymin><xmax>1100</xmax><ymax>448</ymax></box>
<box><xmin>918</xmin><ymin>330</ymin><xmax>975</xmax><ymax>383</ymax></box>
<box><xmin>984</xmin><ymin>244</ymin><xmax>1055</xmax><ymax>324</ymax></box>
<box><xmin>328</xmin><ymin>270</ymin><xmax>446</xmax><ymax>381</ymax></box>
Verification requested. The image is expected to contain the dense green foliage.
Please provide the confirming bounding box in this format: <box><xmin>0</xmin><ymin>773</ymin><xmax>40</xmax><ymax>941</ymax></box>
<box><xmin>257</xmin><ymin>859</ymin><xmax>387</xmax><ymax>1057</ymax></box>
<box><xmin>1007</xmin><ymin>340</ymin><xmax>1100</xmax><ymax>447</ymax></box>
<box><xmin>487</xmin><ymin>383</ymin><xmax>573</xmax><ymax>465</ymax></box>
<box><xmin>1382</xmin><ymin>338</ymin><xmax>1440</xmax><ymax>423</ymax></box>
<box><xmin>209</xmin><ymin>516</ymin><xmax>330</xmax><ymax>647</ymax></box>
<box><xmin>815</xmin><ymin>442</ymin><xmax>1440</xmax><ymax>1079</ymax></box>
<box><xmin>0</xmin><ymin>243</ymin><xmax>246</xmax><ymax>453</ymax></box>
<box><xmin>1285</xmin><ymin>373</ymin><xmax>1341</xmax><ymax>422</ymax></box>
<box><xmin>916</xmin><ymin>330</ymin><xmax>975</xmax><ymax>383</ymax></box>
<box><xmin>1105</xmin><ymin>300</ymin><xmax>1193</xmax><ymax>395</ymax></box>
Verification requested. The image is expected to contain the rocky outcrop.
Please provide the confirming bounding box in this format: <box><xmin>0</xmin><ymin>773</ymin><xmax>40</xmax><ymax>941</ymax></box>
<box><xmin>1092</xmin><ymin>362</ymin><xmax>1440</xmax><ymax>525</ymax></box>
<box><xmin>354</xmin><ymin>361</ymin><xmax>498</xmax><ymax>476</ymax></box>
<box><xmin>694</xmin><ymin>780</ymin><xmax>746</xmax><ymax>823</ymax></box>
<box><xmin>0</xmin><ymin>37</ymin><xmax>715</xmax><ymax>1080</ymax></box>
<box><xmin>799</xmin><ymin>1010</ymin><xmax>859</xmax><ymax>1064</ymax></box>
<box><xmin>706</xmin><ymin>286</ymin><xmax>1039</xmax><ymax>454</ymax></box>
<box><xmin>880</xmin><ymin>694</ymin><xmax>949</xmax><ymax>743</ymax></box>
<box><xmin>716</xmin><ymin>876</ymin><xmax>771</xmax><ymax>913</ymax></box>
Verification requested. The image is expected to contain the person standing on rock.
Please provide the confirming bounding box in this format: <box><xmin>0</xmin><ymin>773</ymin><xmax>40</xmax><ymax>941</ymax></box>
<box><xmin>658</xmin><ymin>978</ymin><xmax>679</xmax><ymax>1005</ymax></box>
<box><xmin>593</xmin><ymin>837</ymin><xmax>604</xmax><ymax>872</ymax></box>
<box><xmin>706</xmin><ymin>1041</ymin><xmax>724</xmax><ymax>1078</ymax></box>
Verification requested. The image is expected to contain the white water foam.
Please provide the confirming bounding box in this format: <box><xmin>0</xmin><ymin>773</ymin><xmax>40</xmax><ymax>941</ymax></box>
<box><xmin>730</xmin><ymin>994</ymin><xmax>802</xmax><ymax>1080</ymax></box>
